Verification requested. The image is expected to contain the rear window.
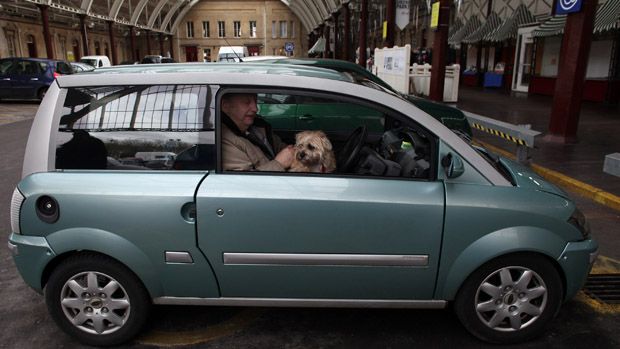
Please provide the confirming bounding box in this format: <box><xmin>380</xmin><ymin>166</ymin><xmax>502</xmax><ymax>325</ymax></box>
<box><xmin>56</xmin><ymin>85</ymin><xmax>217</xmax><ymax>171</ymax></box>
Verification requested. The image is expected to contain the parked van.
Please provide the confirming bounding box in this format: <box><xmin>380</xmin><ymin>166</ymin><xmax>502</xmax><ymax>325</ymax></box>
<box><xmin>217</xmin><ymin>46</ymin><xmax>249</xmax><ymax>62</ymax></box>
<box><xmin>80</xmin><ymin>55</ymin><xmax>112</xmax><ymax>68</ymax></box>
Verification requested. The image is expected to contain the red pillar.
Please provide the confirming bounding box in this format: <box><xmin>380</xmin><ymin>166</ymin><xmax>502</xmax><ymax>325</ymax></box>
<box><xmin>548</xmin><ymin>0</ymin><xmax>597</xmax><ymax>142</ymax></box>
<box><xmin>145</xmin><ymin>31</ymin><xmax>151</xmax><ymax>56</ymax></box>
<box><xmin>343</xmin><ymin>3</ymin><xmax>351</xmax><ymax>62</ymax></box>
<box><xmin>107</xmin><ymin>21</ymin><xmax>117</xmax><ymax>65</ymax></box>
<box><xmin>129</xmin><ymin>27</ymin><xmax>137</xmax><ymax>61</ymax></box>
<box><xmin>169</xmin><ymin>35</ymin><xmax>175</xmax><ymax>60</ymax></box>
<box><xmin>359</xmin><ymin>0</ymin><xmax>368</xmax><ymax>67</ymax></box>
<box><xmin>429</xmin><ymin>0</ymin><xmax>450</xmax><ymax>101</ymax></box>
<box><xmin>159</xmin><ymin>33</ymin><xmax>165</xmax><ymax>56</ymax></box>
<box><xmin>80</xmin><ymin>15</ymin><xmax>89</xmax><ymax>57</ymax></box>
<box><xmin>38</xmin><ymin>5</ymin><xmax>54</xmax><ymax>59</ymax></box>
<box><xmin>333</xmin><ymin>12</ymin><xmax>340</xmax><ymax>59</ymax></box>
<box><xmin>385</xmin><ymin>0</ymin><xmax>395</xmax><ymax>48</ymax></box>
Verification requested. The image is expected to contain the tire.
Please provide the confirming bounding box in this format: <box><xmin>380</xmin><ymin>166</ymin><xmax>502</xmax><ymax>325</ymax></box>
<box><xmin>45</xmin><ymin>253</ymin><xmax>151</xmax><ymax>346</ymax></box>
<box><xmin>454</xmin><ymin>254</ymin><xmax>563</xmax><ymax>344</ymax></box>
<box><xmin>38</xmin><ymin>87</ymin><xmax>48</xmax><ymax>101</ymax></box>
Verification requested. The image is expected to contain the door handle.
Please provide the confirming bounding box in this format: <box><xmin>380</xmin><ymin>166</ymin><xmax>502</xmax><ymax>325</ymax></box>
<box><xmin>298</xmin><ymin>115</ymin><xmax>314</xmax><ymax>121</ymax></box>
<box><xmin>30</xmin><ymin>78</ymin><xmax>39</xmax><ymax>81</ymax></box>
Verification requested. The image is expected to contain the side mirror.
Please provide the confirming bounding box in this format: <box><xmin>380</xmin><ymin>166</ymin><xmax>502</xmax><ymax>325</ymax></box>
<box><xmin>441</xmin><ymin>153</ymin><xmax>465</xmax><ymax>178</ymax></box>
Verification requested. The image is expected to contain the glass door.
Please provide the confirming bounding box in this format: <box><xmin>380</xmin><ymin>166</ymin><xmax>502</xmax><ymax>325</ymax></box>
<box><xmin>513</xmin><ymin>26</ymin><xmax>537</xmax><ymax>92</ymax></box>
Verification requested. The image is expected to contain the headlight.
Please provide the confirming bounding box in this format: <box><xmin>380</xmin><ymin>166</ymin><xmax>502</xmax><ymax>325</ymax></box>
<box><xmin>10</xmin><ymin>188</ymin><xmax>25</xmax><ymax>234</ymax></box>
<box><xmin>568</xmin><ymin>207</ymin><xmax>591</xmax><ymax>240</ymax></box>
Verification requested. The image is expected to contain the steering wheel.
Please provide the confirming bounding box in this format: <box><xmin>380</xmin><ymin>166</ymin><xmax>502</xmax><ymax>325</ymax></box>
<box><xmin>337</xmin><ymin>125</ymin><xmax>368</xmax><ymax>172</ymax></box>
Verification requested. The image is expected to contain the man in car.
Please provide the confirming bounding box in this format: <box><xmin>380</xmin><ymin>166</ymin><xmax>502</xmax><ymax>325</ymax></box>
<box><xmin>221</xmin><ymin>93</ymin><xmax>295</xmax><ymax>171</ymax></box>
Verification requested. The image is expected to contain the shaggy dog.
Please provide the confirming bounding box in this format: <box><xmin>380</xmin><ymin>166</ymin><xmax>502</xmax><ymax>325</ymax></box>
<box><xmin>289</xmin><ymin>130</ymin><xmax>336</xmax><ymax>173</ymax></box>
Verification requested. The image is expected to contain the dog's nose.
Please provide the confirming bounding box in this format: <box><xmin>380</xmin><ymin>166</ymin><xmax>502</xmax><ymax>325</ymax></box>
<box><xmin>297</xmin><ymin>151</ymin><xmax>305</xmax><ymax>160</ymax></box>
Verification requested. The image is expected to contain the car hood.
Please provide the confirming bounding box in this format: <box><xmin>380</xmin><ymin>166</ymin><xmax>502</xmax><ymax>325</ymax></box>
<box><xmin>499</xmin><ymin>157</ymin><xmax>569</xmax><ymax>199</ymax></box>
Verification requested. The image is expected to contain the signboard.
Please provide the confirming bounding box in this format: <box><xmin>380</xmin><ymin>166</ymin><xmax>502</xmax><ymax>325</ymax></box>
<box><xmin>396</xmin><ymin>0</ymin><xmax>410</xmax><ymax>30</ymax></box>
<box><xmin>284</xmin><ymin>42</ymin><xmax>294</xmax><ymax>52</ymax></box>
<box><xmin>556</xmin><ymin>0</ymin><xmax>582</xmax><ymax>14</ymax></box>
<box><xmin>382</xmin><ymin>49</ymin><xmax>407</xmax><ymax>75</ymax></box>
<box><xmin>383</xmin><ymin>21</ymin><xmax>387</xmax><ymax>39</ymax></box>
<box><xmin>430</xmin><ymin>2</ymin><xmax>440</xmax><ymax>29</ymax></box>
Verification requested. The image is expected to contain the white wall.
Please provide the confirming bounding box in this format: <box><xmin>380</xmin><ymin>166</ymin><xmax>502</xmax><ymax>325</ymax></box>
<box><xmin>540</xmin><ymin>37</ymin><xmax>613</xmax><ymax>78</ymax></box>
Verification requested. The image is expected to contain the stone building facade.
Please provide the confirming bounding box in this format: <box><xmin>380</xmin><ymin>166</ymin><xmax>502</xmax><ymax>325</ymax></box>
<box><xmin>176</xmin><ymin>0</ymin><xmax>307</xmax><ymax>62</ymax></box>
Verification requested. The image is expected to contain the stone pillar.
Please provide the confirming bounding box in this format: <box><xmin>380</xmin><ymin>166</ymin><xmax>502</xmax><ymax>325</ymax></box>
<box><xmin>38</xmin><ymin>5</ymin><xmax>54</xmax><ymax>59</ymax></box>
<box><xmin>429</xmin><ymin>0</ymin><xmax>450</xmax><ymax>101</ymax></box>
<box><xmin>80</xmin><ymin>14</ymin><xmax>89</xmax><ymax>57</ymax></box>
<box><xmin>359</xmin><ymin>0</ymin><xmax>368</xmax><ymax>67</ymax></box>
<box><xmin>107</xmin><ymin>21</ymin><xmax>117</xmax><ymax>65</ymax></box>
<box><xmin>385</xmin><ymin>0</ymin><xmax>395</xmax><ymax>48</ymax></box>
<box><xmin>548</xmin><ymin>0</ymin><xmax>597</xmax><ymax>142</ymax></box>
<box><xmin>343</xmin><ymin>3</ymin><xmax>351</xmax><ymax>61</ymax></box>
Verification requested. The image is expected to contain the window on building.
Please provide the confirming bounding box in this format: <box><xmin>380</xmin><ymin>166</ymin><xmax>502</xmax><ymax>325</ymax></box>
<box><xmin>202</xmin><ymin>21</ymin><xmax>210</xmax><ymax>37</ymax></box>
<box><xmin>249</xmin><ymin>21</ymin><xmax>257</xmax><ymax>38</ymax></box>
<box><xmin>186</xmin><ymin>21</ymin><xmax>194</xmax><ymax>38</ymax></box>
<box><xmin>272</xmin><ymin>21</ymin><xmax>277</xmax><ymax>38</ymax></box>
<box><xmin>233</xmin><ymin>21</ymin><xmax>241</xmax><ymax>37</ymax></box>
<box><xmin>26</xmin><ymin>35</ymin><xmax>37</xmax><ymax>58</ymax></box>
<box><xmin>5</xmin><ymin>30</ymin><xmax>17</xmax><ymax>57</ymax></box>
<box><xmin>218</xmin><ymin>21</ymin><xmax>226</xmax><ymax>38</ymax></box>
<box><xmin>280</xmin><ymin>21</ymin><xmax>287</xmax><ymax>38</ymax></box>
<box><xmin>291</xmin><ymin>21</ymin><xmax>295</xmax><ymax>38</ymax></box>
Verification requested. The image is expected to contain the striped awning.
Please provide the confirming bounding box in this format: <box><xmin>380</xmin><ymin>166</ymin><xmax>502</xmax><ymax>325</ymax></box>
<box><xmin>486</xmin><ymin>4</ymin><xmax>537</xmax><ymax>42</ymax></box>
<box><xmin>532</xmin><ymin>15</ymin><xmax>567</xmax><ymax>37</ymax></box>
<box><xmin>449</xmin><ymin>16</ymin><xmax>482</xmax><ymax>46</ymax></box>
<box><xmin>594</xmin><ymin>0</ymin><xmax>620</xmax><ymax>33</ymax></box>
<box><xmin>448</xmin><ymin>18</ymin><xmax>464</xmax><ymax>39</ymax></box>
<box><xmin>463</xmin><ymin>12</ymin><xmax>502</xmax><ymax>43</ymax></box>
<box><xmin>533</xmin><ymin>0</ymin><xmax>620</xmax><ymax>38</ymax></box>
<box><xmin>308</xmin><ymin>37</ymin><xmax>326</xmax><ymax>54</ymax></box>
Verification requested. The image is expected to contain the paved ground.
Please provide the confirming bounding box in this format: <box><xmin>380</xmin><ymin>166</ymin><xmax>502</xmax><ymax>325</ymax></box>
<box><xmin>1</xmin><ymin>98</ymin><xmax>619</xmax><ymax>348</ymax></box>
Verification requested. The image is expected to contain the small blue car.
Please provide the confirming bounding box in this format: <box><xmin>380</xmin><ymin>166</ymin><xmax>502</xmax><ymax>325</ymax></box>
<box><xmin>0</xmin><ymin>57</ymin><xmax>73</xmax><ymax>100</ymax></box>
<box><xmin>9</xmin><ymin>63</ymin><xmax>597</xmax><ymax>346</ymax></box>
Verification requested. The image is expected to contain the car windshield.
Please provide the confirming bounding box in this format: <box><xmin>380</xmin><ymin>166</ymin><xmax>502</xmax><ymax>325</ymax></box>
<box><xmin>80</xmin><ymin>59</ymin><xmax>97</xmax><ymax>67</ymax></box>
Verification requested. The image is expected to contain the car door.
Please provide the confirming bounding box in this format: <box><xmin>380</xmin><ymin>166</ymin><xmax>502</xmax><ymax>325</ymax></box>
<box><xmin>0</xmin><ymin>59</ymin><xmax>15</xmax><ymax>98</ymax></box>
<box><xmin>195</xmin><ymin>90</ymin><xmax>445</xmax><ymax>301</ymax></box>
<box><xmin>11</xmin><ymin>59</ymin><xmax>44</xmax><ymax>98</ymax></box>
<box><xmin>295</xmin><ymin>96</ymin><xmax>384</xmax><ymax>133</ymax></box>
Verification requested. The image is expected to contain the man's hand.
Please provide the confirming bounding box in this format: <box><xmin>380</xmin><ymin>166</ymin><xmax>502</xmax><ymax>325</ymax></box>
<box><xmin>275</xmin><ymin>145</ymin><xmax>295</xmax><ymax>169</ymax></box>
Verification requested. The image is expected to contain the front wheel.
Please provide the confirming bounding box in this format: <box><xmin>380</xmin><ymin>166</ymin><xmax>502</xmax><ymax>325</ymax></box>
<box><xmin>45</xmin><ymin>253</ymin><xmax>151</xmax><ymax>346</ymax></box>
<box><xmin>454</xmin><ymin>254</ymin><xmax>563</xmax><ymax>344</ymax></box>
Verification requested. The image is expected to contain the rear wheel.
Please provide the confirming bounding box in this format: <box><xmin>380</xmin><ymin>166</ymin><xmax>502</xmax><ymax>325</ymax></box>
<box><xmin>454</xmin><ymin>254</ymin><xmax>563</xmax><ymax>344</ymax></box>
<box><xmin>37</xmin><ymin>87</ymin><xmax>48</xmax><ymax>100</ymax></box>
<box><xmin>45</xmin><ymin>253</ymin><xmax>151</xmax><ymax>346</ymax></box>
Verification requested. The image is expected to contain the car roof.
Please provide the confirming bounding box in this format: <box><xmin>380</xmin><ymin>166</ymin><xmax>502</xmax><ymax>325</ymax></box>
<box><xmin>2</xmin><ymin>57</ymin><xmax>65</xmax><ymax>63</ymax></box>
<box><xmin>79</xmin><ymin>62</ymin><xmax>353</xmax><ymax>82</ymax></box>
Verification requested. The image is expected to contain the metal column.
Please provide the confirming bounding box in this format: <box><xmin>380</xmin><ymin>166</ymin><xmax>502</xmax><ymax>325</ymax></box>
<box><xmin>107</xmin><ymin>21</ymin><xmax>117</xmax><ymax>65</ymax></box>
<box><xmin>429</xmin><ymin>0</ymin><xmax>450</xmax><ymax>101</ymax></box>
<box><xmin>38</xmin><ymin>5</ymin><xmax>54</xmax><ymax>59</ymax></box>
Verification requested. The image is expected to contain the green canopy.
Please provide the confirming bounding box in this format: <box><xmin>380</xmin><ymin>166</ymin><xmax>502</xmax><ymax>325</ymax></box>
<box><xmin>463</xmin><ymin>12</ymin><xmax>502</xmax><ymax>43</ymax></box>
<box><xmin>533</xmin><ymin>0</ymin><xmax>620</xmax><ymax>37</ymax></box>
<box><xmin>486</xmin><ymin>4</ymin><xmax>537</xmax><ymax>42</ymax></box>
<box><xmin>449</xmin><ymin>16</ymin><xmax>482</xmax><ymax>46</ymax></box>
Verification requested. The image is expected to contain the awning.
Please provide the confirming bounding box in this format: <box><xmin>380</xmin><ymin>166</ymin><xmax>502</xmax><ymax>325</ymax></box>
<box><xmin>448</xmin><ymin>18</ymin><xmax>464</xmax><ymax>40</ymax></box>
<box><xmin>449</xmin><ymin>16</ymin><xmax>482</xmax><ymax>46</ymax></box>
<box><xmin>462</xmin><ymin>12</ymin><xmax>502</xmax><ymax>43</ymax></box>
<box><xmin>308</xmin><ymin>37</ymin><xmax>326</xmax><ymax>54</ymax></box>
<box><xmin>486</xmin><ymin>4</ymin><xmax>537</xmax><ymax>42</ymax></box>
<box><xmin>532</xmin><ymin>15</ymin><xmax>567</xmax><ymax>37</ymax></box>
<box><xmin>594</xmin><ymin>0</ymin><xmax>620</xmax><ymax>33</ymax></box>
<box><xmin>533</xmin><ymin>0</ymin><xmax>620</xmax><ymax>38</ymax></box>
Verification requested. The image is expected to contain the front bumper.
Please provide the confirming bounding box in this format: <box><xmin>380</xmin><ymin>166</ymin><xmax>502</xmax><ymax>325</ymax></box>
<box><xmin>8</xmin><ymin>233</ymin><xmax>56</xmax><ymax>294</ymax></box>
<box><xmin>558</xmin><ymin>239</ymin><xmax>599</xmax><ymax>301</ymax></box>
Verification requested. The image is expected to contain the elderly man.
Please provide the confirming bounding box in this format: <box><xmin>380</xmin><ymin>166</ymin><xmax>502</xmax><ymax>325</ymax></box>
<box><xmin>221</xmin><ymin>93</ymin><xmax>295</xmax><ymax>171</ymax></box>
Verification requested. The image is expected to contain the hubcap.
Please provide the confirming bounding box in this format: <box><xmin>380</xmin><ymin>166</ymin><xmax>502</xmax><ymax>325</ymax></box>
<box><xmin>59</xmin><ymin>271</ymin><xmax>131</xmax><ymax>335</ymax></box>
<box><xmin>474</xmin><ymin>266</ymin><xmax>548</xmax><ymax>332</ymax></box>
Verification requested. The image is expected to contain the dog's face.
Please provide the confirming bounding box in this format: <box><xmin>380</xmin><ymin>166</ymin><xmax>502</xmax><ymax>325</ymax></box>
<box><xmin>294</xmin><ymin>130</ymin><xmax>332</xmax><ymax>167</ymax></box>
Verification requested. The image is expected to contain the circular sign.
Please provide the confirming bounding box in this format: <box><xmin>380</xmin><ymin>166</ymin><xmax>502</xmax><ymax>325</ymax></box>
<box><xmin>285</xmin><ymin>42</ymin><xmax>294</xmax><ymax>52</ymax></box>
<box><xmin>559</xmin><ymin>0</ymin><xmax>579</xmax><ymax>11</ymax></box>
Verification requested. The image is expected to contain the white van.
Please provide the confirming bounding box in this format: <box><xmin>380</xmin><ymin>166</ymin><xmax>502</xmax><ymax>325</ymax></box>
<box><xmin>80</xmin><ymin>55</ymin><xmax>112</xmax><ymax>68</ymax></box>
<box><xmin>217</xmin><ymin>46</ymin><xmax>249</xmax><ymax>62</ymax></box>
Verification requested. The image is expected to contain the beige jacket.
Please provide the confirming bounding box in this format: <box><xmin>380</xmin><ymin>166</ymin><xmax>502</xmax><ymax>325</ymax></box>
<box><xmin>221</xmin><ymin>122</ymin><xmax>287</xmax><ymax>171</ymax></box>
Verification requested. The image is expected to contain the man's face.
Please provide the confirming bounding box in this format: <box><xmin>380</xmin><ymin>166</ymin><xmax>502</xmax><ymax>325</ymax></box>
<box><xmin>222</xmin><ymin>94</ymin><xmax>258</xmax><ymax>132</ymax></box>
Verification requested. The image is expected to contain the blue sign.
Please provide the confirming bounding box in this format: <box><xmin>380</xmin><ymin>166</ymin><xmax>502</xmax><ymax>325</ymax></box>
<box><xmin>285</xmin><ymin>42</ymin><xmax>294</xmax><ymax>53</ymax></box>
<box><xmin>556</xmin><ymin>0</ymin><xmax>582</xmax><ymax>14</ymax></box>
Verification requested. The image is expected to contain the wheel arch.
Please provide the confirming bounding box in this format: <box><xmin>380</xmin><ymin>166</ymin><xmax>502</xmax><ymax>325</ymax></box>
<box><xmin>436</xmin><ymin>227</ymin><xmax>568</xmax><ymax>301</ymax></box>
<box><xmin>43</xmin><ymin>228</ymin><xmax>164</xmax><ymax>298</ymax></box>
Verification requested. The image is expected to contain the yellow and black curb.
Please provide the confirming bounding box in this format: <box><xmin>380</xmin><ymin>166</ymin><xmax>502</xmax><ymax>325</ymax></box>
<box><xmin>470</xmin><ymin>122</ymin><xmax>529</xmax><ymax>146</ymax></box>
<box><xmin>476</xmin><ymin>140</ymin><xmax>620</xmax><ymax>213</ymax></box>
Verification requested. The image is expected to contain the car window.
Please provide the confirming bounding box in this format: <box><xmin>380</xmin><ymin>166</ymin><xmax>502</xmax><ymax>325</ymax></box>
<box><xmin>13</xmin><ymin>60</ymin><xmax>41</xmax><ymax>75</ymax></box>
<box><xmin>56</xmin><ymin>84</ymin><xmax>217</xmax><ymax>171</ymax></box>
<box><xmin>0</xmin><ymin>59</ymin><xmax>14</xmax><ymax>74</ymax></box>
<box><xmin>38</xmin><ymin>62</ymin><xmax>49</xmax><ymax>73</ymax></box>
<box><xmin>221</xmin><ymin>89</ymin><xmax>436</xmax><ymax>180</ymax></box>
<box><xmin>56</xmin><ymin>62</ymin><xmax>73</xmax><ymax>74</ymax></box>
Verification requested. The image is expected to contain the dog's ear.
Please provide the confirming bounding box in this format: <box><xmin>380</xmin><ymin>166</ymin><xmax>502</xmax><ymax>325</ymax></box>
<box><xmin>318</xmin><ymin>132</ymin><xmax>333</xmax><ymax>151</ymax></box>
<box><xmin>295</xmin><ymin>131</ymin><xmax>306</xmax><ymax>145</ymax></box>
<box><xmin>322</xmin><ymin>149</ymin><xmax>337</xmax><ymax>173</ymax></box>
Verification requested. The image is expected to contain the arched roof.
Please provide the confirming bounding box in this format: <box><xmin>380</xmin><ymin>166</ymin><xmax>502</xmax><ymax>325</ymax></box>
<box><xmin>9</xmin><ymin>0</ymin><xmax>341</xmax><ymax>34</ymax></box>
